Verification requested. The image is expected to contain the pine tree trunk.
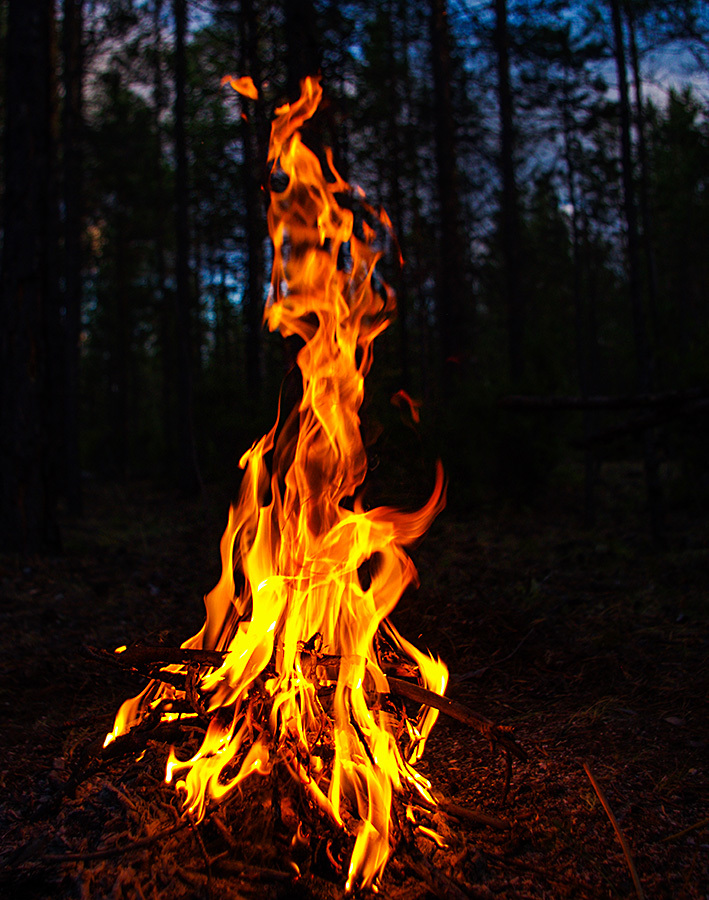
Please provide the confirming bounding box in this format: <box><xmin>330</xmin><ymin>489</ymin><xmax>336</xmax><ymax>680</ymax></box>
<box><xmin>561</xmin><ymin>76</ymin><xmax>599</xmax><ymax>525</ymax></box>
<box><xmin>280</xmin><ymin>0</ymin><xmax>321</xmax><ymax>417</ymax></box>
<box><xmin>151</xmin><ymin>0</ymin><xmax>175</xmax><ymax>479</ymax></box>
<box><xmin>625</xmin><ymin>1</ymin><xmax>659</xmax><ymax>367</ymax></box>
<box><xmin>240</xmin><ymin>0</ymin><xmax>266</xmax><ymax>414</ymax></box>
<box><xmin>493</xmin><ymin>0</ymin><xmax>525</xmax><ymax>384</ymax></box>
<box><xmin>113</xmin><ymin>213</ymin><xmax>129</xmax><ymax>482</ymax></box>
<box><xmin>609</xmin><ymin>0</ymin><xmax>664</xmax><ymax>546</ymax></box>
<box><xmin>429</xmin><ymin>0</ymin><xmax>469</xmax><ymax>381</ymax></box>
<box><xmin>385</xmin><ymin>0</ymin><xmax>411</xmax><ymax>388</ymax></box>
<box><xmin>61</xmin><ymin>0</ymin><xmax>84</xmax><ymax>515</ymax></box>
<box><xmin>0</xmin><ymin>0</ymin><xmax>60</xmax><ymax>553</ymax></box>
<box><xmin>173</xmin><ymin>0</ymin><xmax>202</xmax><ymax>496</ymax></box>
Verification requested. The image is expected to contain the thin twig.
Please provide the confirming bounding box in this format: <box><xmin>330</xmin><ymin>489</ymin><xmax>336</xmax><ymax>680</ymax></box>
<box><xmin>213</xmin><ymin>859</ymin><xmax>295</xmax><ymax>882</ymax></box>
<box><xmin>113</xmin><ymin>645</ymin><xmax>227</xmax><ymax>669</ymax></box>
<box><xmin>660</xmin><ymin>816</ymin><xmax>709</xmax><ymax>843</ymax></box>
<box><xmin>583</xmin><ymin>761</ymin><xmax>645</xmax><ymax>900</ymax></box>
<box><xmin>42</xmin><ymin>821</ymin><xmax>190</xmax><ymax>862</ymax></box>
<box><xmin>437</xmin><ymin>799</ymin><xmax>509</xmax><ymax>831</ymax></box>
<box><xmin>456</xmin><ymin>626</ymin><xmax>536</xmax><ymax>681</ymax></box>
<box><xmin>387</xmin><ymin>677</ymin><xmax>527</xmax><ymax>761</ymax></box>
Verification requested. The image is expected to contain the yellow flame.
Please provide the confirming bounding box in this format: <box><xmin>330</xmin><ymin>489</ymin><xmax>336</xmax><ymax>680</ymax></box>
<box><xmin>106</xmin><ymin>76</ymin><xmax>447</xmax><ymax>890</ymax></box>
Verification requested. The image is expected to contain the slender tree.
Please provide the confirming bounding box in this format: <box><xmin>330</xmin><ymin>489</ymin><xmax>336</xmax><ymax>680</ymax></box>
<box><xmin>609</xmin><ymin>0</ymin><xmax>664</xmax><ymax>544</ymax></box>
<box><xmin>240</xmin><ymin>0</ymin><xmax>267</xmax><ymax>413</ymax></box>
<box><xmin>625</xmin><ymin>0</ymin><xmax>659</xmax><ymax>358</ymax></box>
<box><xmin>279</xmin><ymin>0</ymin><xmax>322</xmax><ymax>421</ymax></box>
<box><xmin>493</xmin><ymin>0</ymin><xmax>525</xmax><ymax>383</ymax></box>
<box><xmin>150</xmin><ymin>0</ymin><xmax>177</xmax><ymax>479</ymax></box>
<box><xmin>428</xmin><ymin>0</ymin><xmax>470</xmax><ymax>382</ymax></box>
<box><xmin>173</xmin><ymin>0</ymin><xmax>202</xmax><ymax>495</ymax></box>
<box><xmin>61</xmin><ymin>0</ymin><xmax>84</xmax><ymax>515</ymax></box>
<box><xmin>0</xmin><ymin>0</ymin><xmax>60</xmax><ymax>552</ymax></box>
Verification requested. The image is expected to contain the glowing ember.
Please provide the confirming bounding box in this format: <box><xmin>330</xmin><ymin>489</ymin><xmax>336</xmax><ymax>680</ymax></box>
<box><xmin>106</xmin><ymin>75</ymin><xmax>447</xmax><ymax>890</ymax></box>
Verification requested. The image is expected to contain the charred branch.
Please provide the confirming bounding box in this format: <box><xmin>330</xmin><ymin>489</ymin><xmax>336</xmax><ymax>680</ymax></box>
<box><xmin>88</xmin><ymin>644</ymin><xmax>227</xmax><ymax>670</ymax></box>
<box><xmin>386</xmin><ymin>677</ymin><xmax>526</xmax><ymax>762</ymax></box>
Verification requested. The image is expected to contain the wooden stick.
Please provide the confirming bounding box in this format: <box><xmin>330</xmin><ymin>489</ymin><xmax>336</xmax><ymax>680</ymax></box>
<box><xmin>660</xmin><ymin>815</ymin><xmax>709</xmax><ymax>844</ymax></box>
<box><xmin>42</xmin><ymin>821</ymin><xmax>190</xmax><ymax>862</ymax></box>
<box><xmin>583</xmin><ymin>761</ymin><xmax>644</xmax><ymax>900</ymax></box>
<box><xmin>213</xmin><ymin>859</ymin><xmax>295</xmax><ymax>882</ymax></box>
<box><xmin>116</xmin><ymin>645</ymin><xmax>227</xmax><ymax>669</ymax></box>
<box><xmin>387</xmin><ymin>677</ymin><xmax>527</xmax><ymax>761</ymax></box>
<box><xmin>437</xmin><ymin>799</ymin><xmax>509</xmax><ymax>830</ymax></box>
<box><xmin>99</xmin><ymin>644</ymin><xmax>526</xmax><ymax>761</ymax></box>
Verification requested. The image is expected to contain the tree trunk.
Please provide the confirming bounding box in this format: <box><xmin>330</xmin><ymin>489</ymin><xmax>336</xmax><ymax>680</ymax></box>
<box><xmin>429</xmin><ymin>0</ymin><xmax>470</xmax><ymax>381</ymax></box>
<box><xmin>61</xmin><ymin>0</ymin><xmax>84</xmax><ymax>515</ymax></box>
<box><xmin>0</xmin><ymin>0</ymin><xmax>60</xmax><ymax>554</ymax></box>
<box><xmin>493</xmin><ymin>0</ymin><xmax>525</xmax><ymax>384</ymax></box>
<box><xmin>240</xmin><ymin>0</ymin><xmax>266</xmax><ymax>415</ymax></box>
<box><xmin>609</xmin><ymin>0</ymin><xmax>664</xmax><ymax>546</ymax></box>
<box><xmin>173</xmin><ymin>0</ymin><xmax>202</xmax><ymax>496</ymax></box>
<box><xmin>385</xmin><ymin>0</ymin><xmax>411</xmax><ymax>388</ymax></box>
<box><xmin>45</xmin><ymin>8</ymin><xmax>63</xmax><ymax>536</ymax></box>
<box><xmin>279</xmin><ymin>0</ymin><xmax>322</xmax><ymax>420</ymax></box>
<box><xmin>151</xmin><ymin>0</ymin><xmax>176</xmax><ymax>480</ymax></box>
<box><xmin>561</xmin><ymin>77</ymin><xmax>598</xmax><ymax>524</ymax></box>
<box><xmin>113</xmin><ymin>213</ymin><xmax>129</xmax><ymax>482</ymax></box>
<box><xmin>625</xmin><ymin>1</ymin><xmax>659</xmax><ymax>366</ymax></box>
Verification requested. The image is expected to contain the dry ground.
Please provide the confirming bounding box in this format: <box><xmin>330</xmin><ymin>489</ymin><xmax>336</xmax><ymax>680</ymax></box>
<box><xmin>0</xmin><ymin>471</ymin><xmax>707</xmax><ymax>899</ymax></box>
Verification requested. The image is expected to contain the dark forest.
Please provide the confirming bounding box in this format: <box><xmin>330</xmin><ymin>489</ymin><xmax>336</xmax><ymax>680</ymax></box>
<box><xmin>1</xmin><ymin>1</ymin><xmax>708</xmax><ymax>898</ymax></box>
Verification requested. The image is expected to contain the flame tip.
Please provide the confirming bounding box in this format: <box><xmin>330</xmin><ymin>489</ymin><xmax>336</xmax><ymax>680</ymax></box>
<box><xmin>221</xmin><ymin>73</ymin><xmax>259</xmax><ymax>100</ymax></box>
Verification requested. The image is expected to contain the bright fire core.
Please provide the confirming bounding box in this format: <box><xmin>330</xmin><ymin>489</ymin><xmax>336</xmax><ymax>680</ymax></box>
<box><xmin>106</xmin><ymin>75</ymin><xmax>447</xmax><ymax>890</ymax></box>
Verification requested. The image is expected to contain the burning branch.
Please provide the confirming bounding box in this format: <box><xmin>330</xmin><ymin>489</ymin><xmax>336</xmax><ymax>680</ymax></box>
<box><xmin>101</xmin><ymin>643</ymin><xmax>526</xmax><ymax>764</ymax></box>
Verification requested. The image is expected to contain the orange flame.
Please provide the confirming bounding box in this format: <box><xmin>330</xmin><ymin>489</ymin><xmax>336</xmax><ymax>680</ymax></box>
<box><xmin>106</xmin><ymin>76</ymin><xmax>447</xmax><ymax>890</ymax></box>
<box><xmin>221</xmin><ymin>74</ymin><xmax>259</xmax><ymax>99</ymax></box>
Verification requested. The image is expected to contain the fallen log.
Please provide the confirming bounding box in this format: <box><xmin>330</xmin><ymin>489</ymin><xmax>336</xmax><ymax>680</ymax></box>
<box><xmin>500</xmin><ymin>386</ymin><xmax>709</xmax><ymax>411</ymax></box>
<box><xmin>571</xmin><ymin>398</ymin><xmax>709</xmax><ymax>447</ymax></box>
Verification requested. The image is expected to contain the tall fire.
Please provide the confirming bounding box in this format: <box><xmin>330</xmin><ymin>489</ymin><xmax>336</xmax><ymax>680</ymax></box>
<box><xmin>105</xmin><ymin>75</ymin><xmax>449</xmax><ymax>890</ymax></box>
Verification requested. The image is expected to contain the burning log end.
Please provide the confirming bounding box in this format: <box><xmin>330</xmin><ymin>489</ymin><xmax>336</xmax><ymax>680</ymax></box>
<box><xmin>115</xmin><ymin>644</ymin><xmax>228</xmax><ymax>669</ymax></box>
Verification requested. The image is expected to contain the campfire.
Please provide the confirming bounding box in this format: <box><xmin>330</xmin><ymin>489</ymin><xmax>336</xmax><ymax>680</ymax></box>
<box><xmin>103</xmin><ymin>75</ymin><xmax>520</xmax><ymax>891</ymax></box>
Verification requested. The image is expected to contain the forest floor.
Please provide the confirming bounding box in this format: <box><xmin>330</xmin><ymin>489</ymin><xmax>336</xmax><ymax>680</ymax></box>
<box><xmin>0</xmin><ymin>465</ymin><xmax>707</xmax><ymax>899</ymax></box>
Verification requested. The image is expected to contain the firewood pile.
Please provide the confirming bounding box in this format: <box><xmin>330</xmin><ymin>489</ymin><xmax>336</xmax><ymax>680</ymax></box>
<box><xmin>1</xmin><ymin>639</ymin><xmax>525</xmax><ymax>900</ymax></box>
